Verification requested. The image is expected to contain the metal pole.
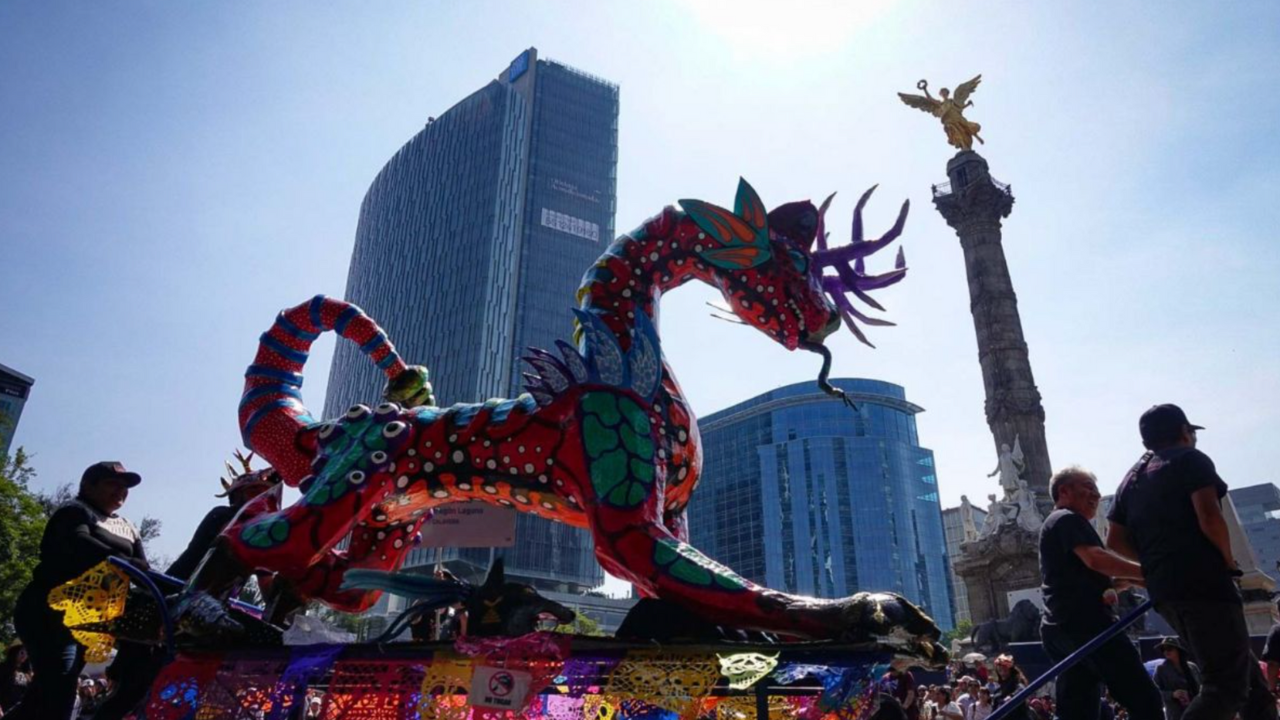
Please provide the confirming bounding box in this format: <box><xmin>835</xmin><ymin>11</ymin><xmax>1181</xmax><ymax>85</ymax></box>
<box><xmin>985</xmin><ymin>599</ymin><xmax>1153</xmax><ymax>720</ymax></box>
<box><xmin>108</xmin><ymin>557</ymin><xmax>177</xmax><ymax>659</ymax></box>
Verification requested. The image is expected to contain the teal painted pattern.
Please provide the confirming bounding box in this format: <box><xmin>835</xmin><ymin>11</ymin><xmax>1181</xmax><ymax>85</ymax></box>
<box><xmin>240</xmin><ymin>516</ymin><xmax>290</xmax><ymax>549</ymax></box>
<box><xmin>581</xmin><ymin>391</ymin><xmax>655</xmax><ymax>509</ymax></box>
<box><xmin>654</xmin><ymin>537</ymin><xmax>747</xmax><ymax>591</ymax></box>
<box><xmin>303</xmin><ymin>411</ymin><xmax>391</xmax><ymax>507</ymax></box>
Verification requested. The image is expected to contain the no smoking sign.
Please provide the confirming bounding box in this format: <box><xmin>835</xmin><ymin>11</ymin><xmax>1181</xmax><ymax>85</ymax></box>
<box><xmin>471</xmin><ymin>666</ymin><xmax>532</xmax><ymax>709</ymax></box>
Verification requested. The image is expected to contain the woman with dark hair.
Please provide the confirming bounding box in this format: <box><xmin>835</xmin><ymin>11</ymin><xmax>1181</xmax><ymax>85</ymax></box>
<box><xmin>5</xmin><ymin>462</ymin><xmax>148</xmax><ymax>720</ymax></box>
<box><xmin>0</xmin><ymin>642</ymin><xmax>32</xmax><ymax>712</ymax></box>
<box><xmin>991</xmin><ymin>655</ymin><xmax>1031</xmax><ymax>720</ymax></box>
<box><xmin>936</xmin><ymin>687</ymin><xmax>965</xmax><ymax>720</ymax></box>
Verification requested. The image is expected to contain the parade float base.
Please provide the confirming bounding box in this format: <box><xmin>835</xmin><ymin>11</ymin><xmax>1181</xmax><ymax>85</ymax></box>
<box><xmin>140</xmin><ymin>634</ymin><xmax>924</xmax><ymax>720</ymax></box>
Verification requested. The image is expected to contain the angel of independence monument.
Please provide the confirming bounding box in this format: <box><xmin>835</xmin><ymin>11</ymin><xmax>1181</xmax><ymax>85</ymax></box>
<box><xmin>901</xmin><ymin>77</ymin><xmax>1051</xmax><ymax>627</ymax></box>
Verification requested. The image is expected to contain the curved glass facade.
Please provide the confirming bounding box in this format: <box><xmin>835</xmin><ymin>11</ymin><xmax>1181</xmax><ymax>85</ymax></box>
<box><xmin>324</xmin><ymin>49</ymin><xmax>617</xmax><ymax>592</ymax></box>
<box><xmin>688</xmin><ymin>379</ymin><xmax>955</xmax><ymax>629</ymax></box>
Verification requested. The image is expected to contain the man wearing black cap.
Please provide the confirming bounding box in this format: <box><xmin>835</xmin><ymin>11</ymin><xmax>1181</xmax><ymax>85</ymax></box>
<box><xmin>6</xmin><ymin>462</ymin><xmax>149</xmax><ymax>720</ymax></box>
<box><xmin>1106</xmin><ymin>404</ymin><xmax>1275</xmax><ymax>720</ymax></box>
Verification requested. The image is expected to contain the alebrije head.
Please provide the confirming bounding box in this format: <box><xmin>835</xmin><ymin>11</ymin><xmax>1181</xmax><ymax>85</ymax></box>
<box><xmin>680</xmin><ymin>178</ymin><xmax>908</xmax><ymax>398</ymax></box>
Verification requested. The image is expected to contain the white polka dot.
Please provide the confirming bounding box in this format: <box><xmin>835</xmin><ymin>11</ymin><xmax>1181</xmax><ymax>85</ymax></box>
<box><xmin>452</xmin><ymin>451</ymin><xmax>465</xmax><ymax>463</ymax></box>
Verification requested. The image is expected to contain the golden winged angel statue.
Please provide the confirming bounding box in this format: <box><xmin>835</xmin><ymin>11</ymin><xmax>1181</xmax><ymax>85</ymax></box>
<box><xmin>899</xmin><ymin>75</ymin><xmax>984</xmax><ymax>151</ymax></box>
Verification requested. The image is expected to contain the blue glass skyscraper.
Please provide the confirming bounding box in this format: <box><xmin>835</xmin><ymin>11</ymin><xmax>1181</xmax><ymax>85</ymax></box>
<box><xmin>688</xmin><ymin>379</ymin><xmax>954</xmax><ymax>630</ymax></box>
<box><xmin>324</xmin><ymin>48</ymin><xmax>617</xmax><ymax>592</ymax></box>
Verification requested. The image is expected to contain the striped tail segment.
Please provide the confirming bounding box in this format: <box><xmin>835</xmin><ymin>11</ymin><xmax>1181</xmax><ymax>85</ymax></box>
<box><xmin>239</xmin><ymin>295</ymin><xmax>408</xmax><ymax>486</ymax></box>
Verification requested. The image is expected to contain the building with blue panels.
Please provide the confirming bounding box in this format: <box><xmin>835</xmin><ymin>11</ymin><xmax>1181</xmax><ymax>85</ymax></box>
<box><xmin>0</xmin><ymin>363</ymin><xmax>34</xmax><ymax>457</ymax></box>
<box><xmin>687</xmin><ymin>379</ymin><xmax>954</xmax><ymax>630</ymax></box>
<box><xmin>324</xmin><ymin>48</ymin><xmax>617</xmax><ymax>593</ymax></box>
<box><xmin>1230</xmin><ymin>484</ymin><xmax>1280</xmax><ymax>580</ymax></box>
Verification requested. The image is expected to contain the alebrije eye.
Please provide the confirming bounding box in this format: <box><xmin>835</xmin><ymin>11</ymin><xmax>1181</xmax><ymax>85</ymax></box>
<box><xmin>788</xmin><ymin>249</ymin><xmax>808</xmax><ymax>273</ymax></box>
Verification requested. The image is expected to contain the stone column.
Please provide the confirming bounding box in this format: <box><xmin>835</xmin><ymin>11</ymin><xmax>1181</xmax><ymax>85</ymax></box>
<box><xmin>933</xmin><ymin>151</ymin><xmax>1053</xmax><ymax>509</ymax></box>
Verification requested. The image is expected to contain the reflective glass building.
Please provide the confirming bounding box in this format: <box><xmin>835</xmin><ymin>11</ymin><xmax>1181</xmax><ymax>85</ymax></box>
<box><xmin>688</xmin><ymin>379</ymin><xmax>954</xmax><ymax>630</ymax></box>
<box><xmin>1230</xmin><ymin>484</ymin><xmax>1280</xmax><ymax>580</ymax></box>
<box><xmin>324</xmin><ymin>48</ymin><xmax>617</xmax><ymax>592</ymax></box>
<box><xmin>0</xmin><ymin>362</ymin><xmax>34</xmax><ymax>458</ymax></box>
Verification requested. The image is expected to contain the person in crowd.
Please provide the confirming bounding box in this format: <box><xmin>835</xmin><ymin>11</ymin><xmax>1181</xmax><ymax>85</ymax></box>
<box><xmin>76</xmin><ymin>675</ymin><xmax>105</xmax><ymax>718</ymax></box>
<box><xmin>1039</xmin><ymin>465</ymin><xmax>1162</xmax><ymax>720</ymax></box>
<box><xmin>955</xmin><ymin>677</ymin><xmax>977</xmax><ymax>720</ymax></box>
<box><xmin>0</xmin><ymin>642</ymin><xmax>30</xmax><ymax>714</ymax></box>
<box><xmin>970</xmin><ymin>687</ymin><xmax>993</xmax><ymax>720</ymax></box>
<box><xmin>883</xmin><ymin>666</ymin><xmax>920</xmax><ymax>720</ymax></box>
<box><xmin>304</xmin><ymin>692</ymin><xmax>324</xmax><ymax>719</ymax></box>
<box><xmin>991</xmin><ymin>655</ymin><xmax>1031</xmax><ymax>720</ymax></box>
<box><xmin>936</xmin><ymin>687</ymin><xmax>964</xmax><ymax>720</ymax></box>
<box><xmin>1098</xmin><ymin>691</ymin><xmax>1116</xmax><ymax>720</ymax></box>
<box><xmin>1106</xmin><ymin>404</ymin><xmax>1276</xmax><ymax>720</ymax></box>
<box><xmin>1027</xmin><ymin>695</ymin><xmax>1054</xmax><ymax>720</ymax></box>
<box><xmin>920</xmin><ymin>685</ymin><xmax>935</xmax><ymax>720</ymax></box>
<box><xmin>1262</xmin><ymin>599</ymin><xmax>1280</xmax><ymax>695</ymax></box>
<box><xmin>1154</xmin><ymin>636</ymin><xmax>1202</xmax><ymax>720</ymax></box>
<box><xmin>5</xmin><ymin>462</ymin><xmax>148</xmax><ymax>720</ymax></box>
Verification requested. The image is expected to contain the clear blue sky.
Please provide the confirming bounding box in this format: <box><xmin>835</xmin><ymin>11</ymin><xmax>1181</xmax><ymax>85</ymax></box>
<box><xmin>2</xmin><ymin>1</ymin><xmax>1278</xmax><ymax>572</ymax></box>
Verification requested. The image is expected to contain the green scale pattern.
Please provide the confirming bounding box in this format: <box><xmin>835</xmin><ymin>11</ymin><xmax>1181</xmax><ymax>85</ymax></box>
<box><xmin>581</xmin><ymin>391</ymin><xmax>655</xmax><ymax>509</ymax></box>
<box><xmin>240</xmin><ymin>410</ymin><xmax>390</xmax><ymax>549</ymax></box>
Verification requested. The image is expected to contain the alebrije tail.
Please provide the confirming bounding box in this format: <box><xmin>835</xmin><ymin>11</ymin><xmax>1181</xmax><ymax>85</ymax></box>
<box><xmin>339</xmin><ymin>569</ymin><xmax>472</xmax><ymax>607</ymax></box>
<box><xmin>238</xmin><ymin>295</ymin><xmax>408</xmax><ymax>486</ymax></box>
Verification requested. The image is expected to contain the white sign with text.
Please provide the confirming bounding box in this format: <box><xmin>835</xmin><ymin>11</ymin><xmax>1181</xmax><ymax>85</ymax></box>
<box><xmin>418</xmin><ymin>502</ymin><xmax>516</xmax><ymax>548</ymax></box>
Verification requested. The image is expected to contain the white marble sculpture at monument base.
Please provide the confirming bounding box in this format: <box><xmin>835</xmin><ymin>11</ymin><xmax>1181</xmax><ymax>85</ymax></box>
<box><xmin>960</xmin><ymin>494</ymin><xmax>980</xmax><ymax>541</ymax></box>
<box><xmin>975</xmin><ymin>435</ymin><xmax>1043</xmax><ymax>539</ymax></box>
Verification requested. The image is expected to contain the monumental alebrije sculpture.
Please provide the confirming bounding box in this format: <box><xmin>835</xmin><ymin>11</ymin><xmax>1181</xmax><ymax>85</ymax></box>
<box><xmin>203</xmin><ymin>178</ymin><xmax>939</xmax><ymax>653</ymax></box>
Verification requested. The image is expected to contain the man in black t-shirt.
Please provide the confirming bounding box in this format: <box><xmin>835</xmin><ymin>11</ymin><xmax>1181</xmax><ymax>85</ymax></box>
<box><xmin>1107</xmin><ymin>404</ymin><xmax>1276</xmax><ymax>720</ymax></box>
<box><xmin>1039</xmin><ymin>465</ymin><xmax>1161</xmax><ymax>720</ymax></box>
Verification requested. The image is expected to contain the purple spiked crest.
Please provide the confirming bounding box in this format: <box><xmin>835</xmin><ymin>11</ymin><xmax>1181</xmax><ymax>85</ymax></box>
<box><xmin>811</xmin><ymin>186</ymin><xmax>909</xmax><ymax>347</ymax></box>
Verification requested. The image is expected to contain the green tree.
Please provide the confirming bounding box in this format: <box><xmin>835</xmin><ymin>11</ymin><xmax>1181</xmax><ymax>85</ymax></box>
<box><xmin>138</xmin><ymin>516</ymin><xmax>162</xmax><ymax>554</ymax></box>
<box><xmin>0</xmin><ymin>449</ymin><xmax>45</xmax><ymax>643</ymax></box>
<box><xmin>34</xmin><ymin>481</ymin><xmax>74</xmax><ymax>516</ymax></box>
<box><xmin>942</xmin><ymin>619</ymin><xmax>974</xmax><ymax>646</ymax></box>
<box><xmin>553</xmin><ymin>612</ymin><xmax>606</xmax><ymax>637</ymax></box>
